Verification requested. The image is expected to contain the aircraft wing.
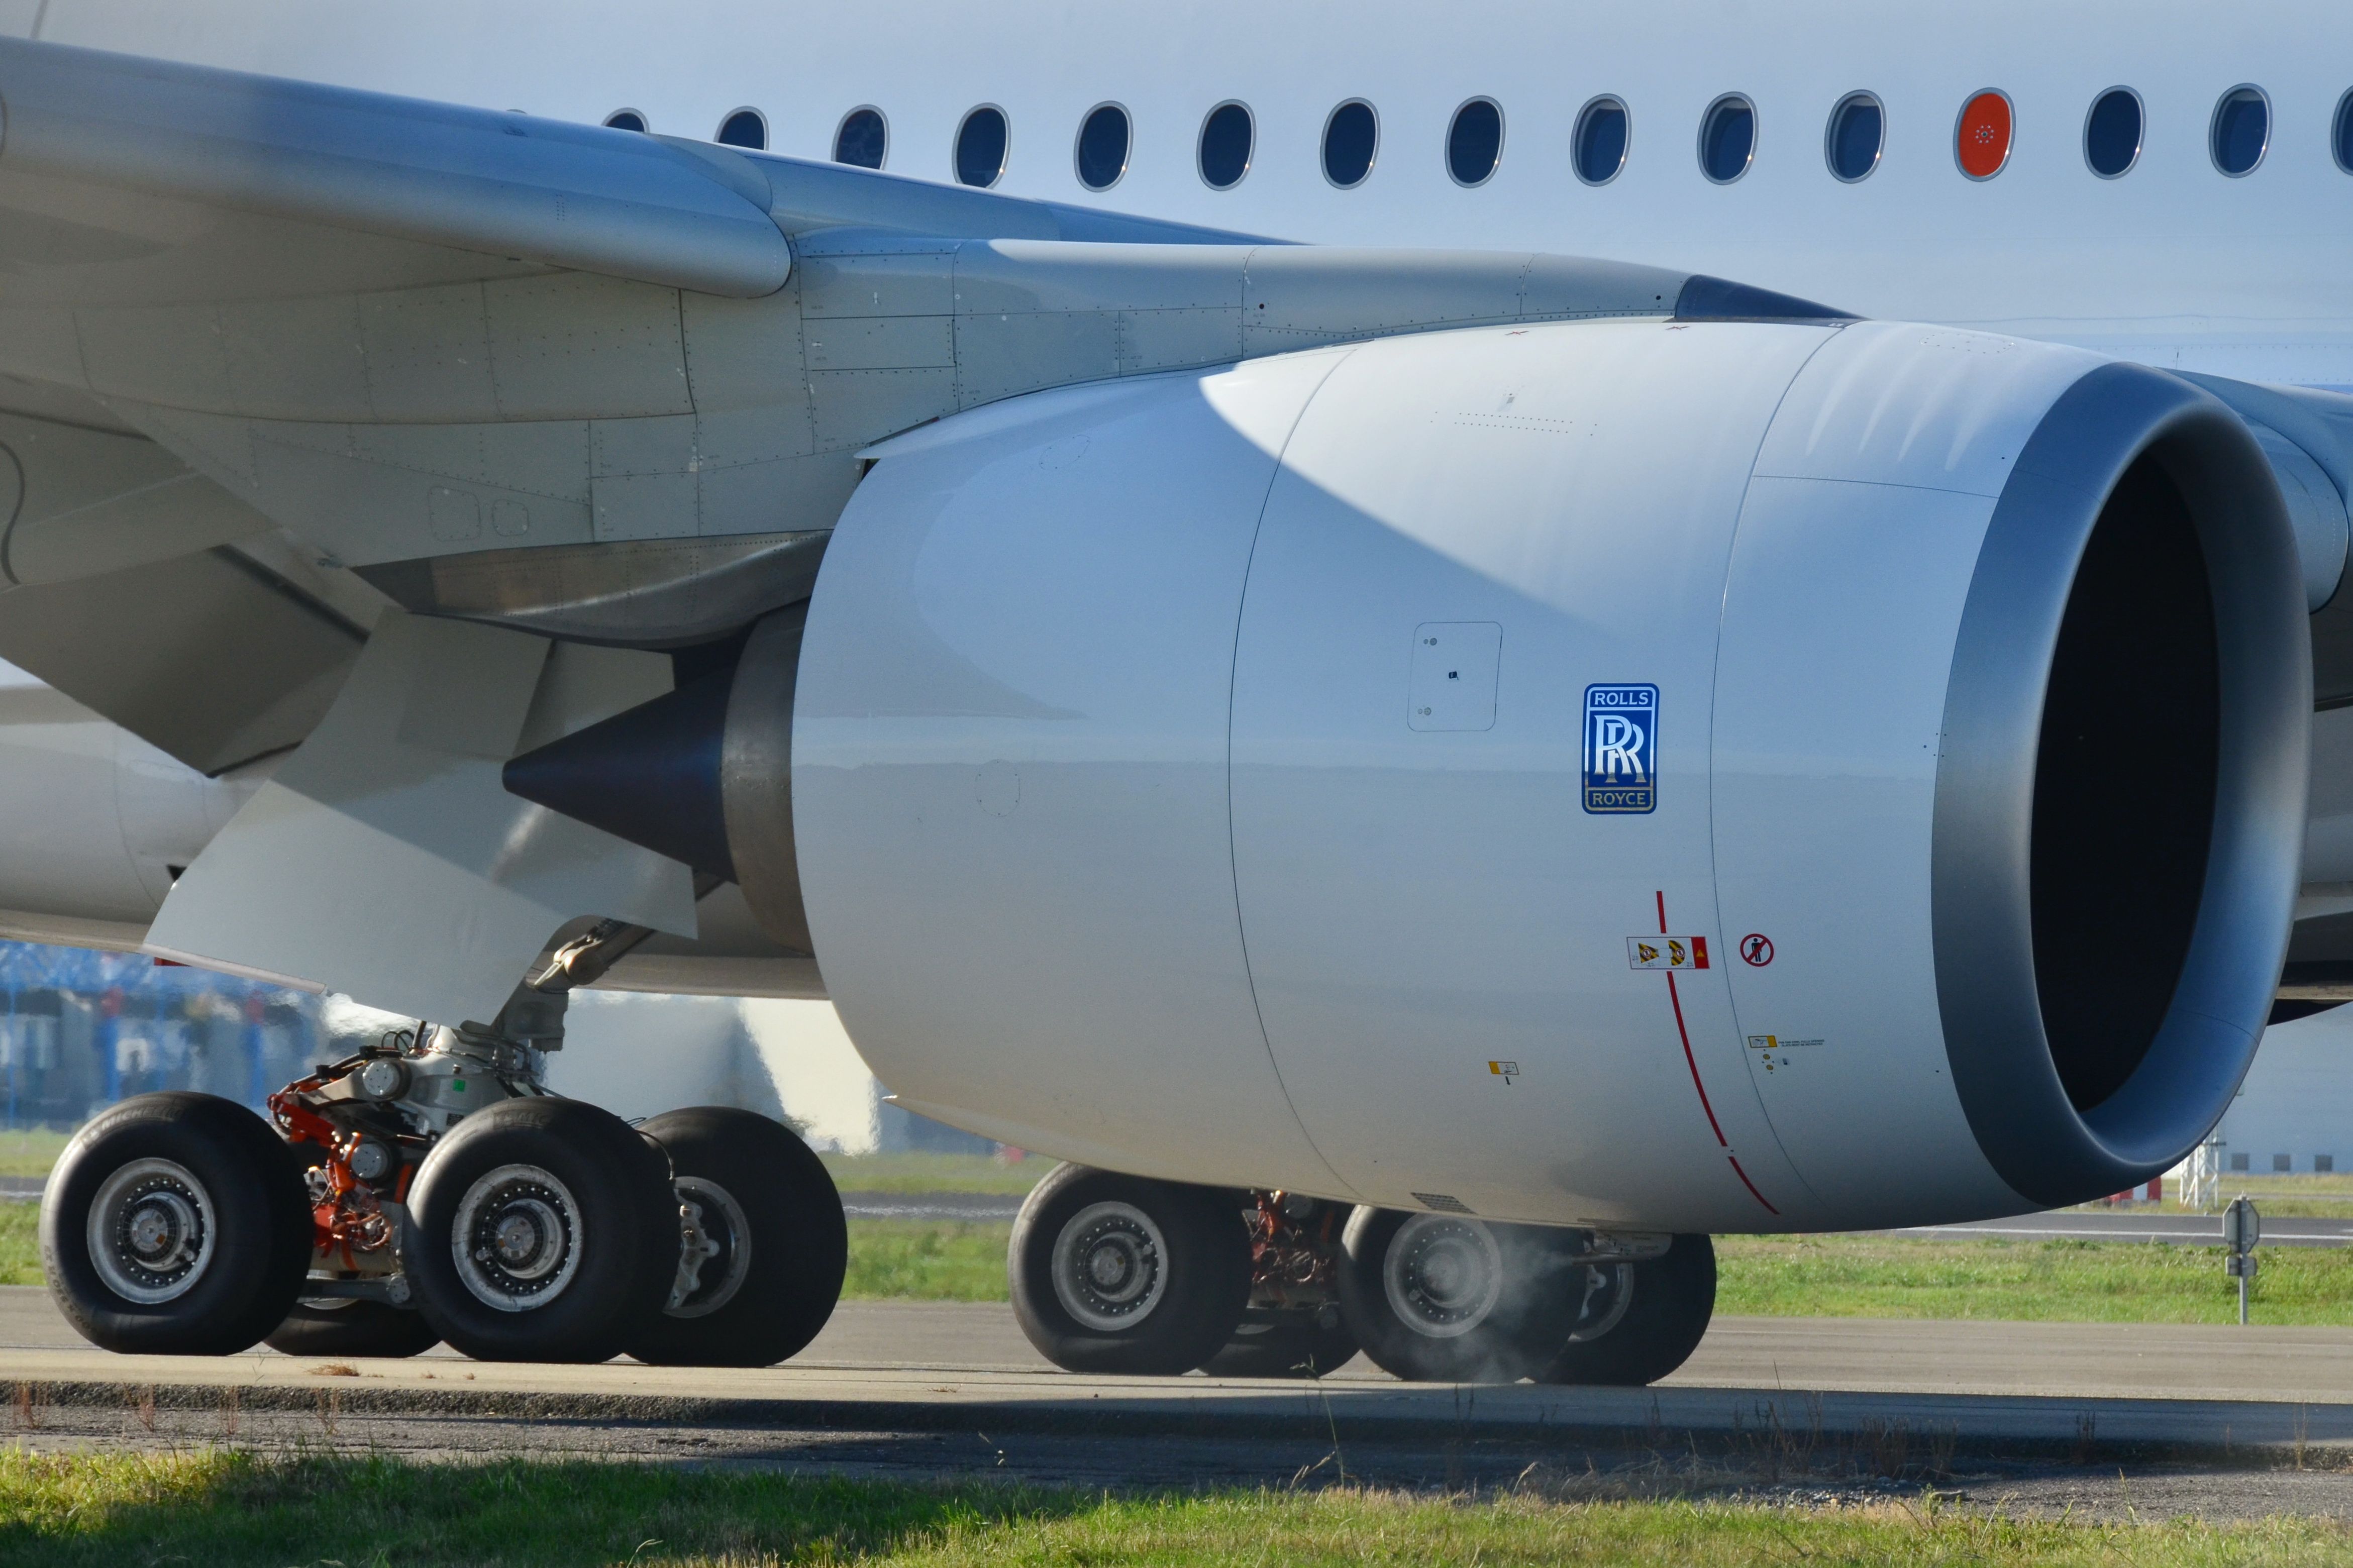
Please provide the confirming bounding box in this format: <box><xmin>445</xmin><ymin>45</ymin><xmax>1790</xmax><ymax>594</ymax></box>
<box><xmin>0</xmin><ymin>36</ymin><xmax>1263</xmax><ymax>313</ymax></box>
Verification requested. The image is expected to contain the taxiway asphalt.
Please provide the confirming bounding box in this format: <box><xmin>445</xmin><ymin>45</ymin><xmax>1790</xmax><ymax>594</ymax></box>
<box><xmin>7</xmin><ymin>1286</ymin><xmax>2353</xmax><ymax>1453</ymax></box>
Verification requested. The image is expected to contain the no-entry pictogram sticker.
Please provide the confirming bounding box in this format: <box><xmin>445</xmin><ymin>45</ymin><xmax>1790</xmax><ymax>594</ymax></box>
<box><xmin>1740</xmin><ymin>933</ymin><xmax>1775</xmax><ymax>967</ymax></box>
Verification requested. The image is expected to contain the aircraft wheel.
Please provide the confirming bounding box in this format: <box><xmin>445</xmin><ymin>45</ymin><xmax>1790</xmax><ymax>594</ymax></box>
<box><xmin>626</xmin><ymin>1107</ymin><xmax>848</xmax><ymax>1368</ymax></box>
<box><xmin>40</xmin><ymin>1092</ymin><xmax>312</xmax><ymax>1355</ymax></box>
<box><xmin>266</xmin><ymin>1298</ymin><xmax>441</xmax><ymax>1358</ymax></box>
<box><xmin>1532</xmin><ymin>1233</ymin><xmax>1716</xmax><ymax>1387</ymax></box>
<box><xmin>1200</xmin><ymin>1314</ymin><xmax>1359</xmax><ymax>1378</ymax></box>
<box><xmin>405</xmin><ymin>1097</ymin><xmax>674</xmax><ymax>1363</ymax></box>
<box><xmin>1009</xmin><ymin>1164</ymin><xmax>1250</xmax><ymax>1375</ymax></box>
<box><xmin>1337</xmin><ymin>1208</ymin><xmax>1580</xmax><ymax>1383</ymax></box>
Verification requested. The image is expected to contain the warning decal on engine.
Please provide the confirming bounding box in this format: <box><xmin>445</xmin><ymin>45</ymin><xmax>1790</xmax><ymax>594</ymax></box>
<box><xmin>1628</xmin><ymin>936</ymin><xmax>1709</xmax><ymax>971</ymax></box>
<box><xmin>1583</xmin><ymin>683</ymin><xmax>1657</xmax><ymax>813</ymax></box>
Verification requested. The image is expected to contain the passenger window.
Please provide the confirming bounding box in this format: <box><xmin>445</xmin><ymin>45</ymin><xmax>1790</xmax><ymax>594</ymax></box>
<box><xmin>1199</xmin><ymin>102</ymin><xmax>1254</xmax><ymax>189</ymax></box>
<box><xmin>603</xmin><ymin>110</ymin><xmax>647</xmax><ymax>134</ymax></box>
<box><xmin>1955</xmin><ymin>90</ymin><xmax>2011</xmax><ymax>179</ymax></box>
<box><xmin>1076</xmin><ymin>102</ymin><xmax>1131</xmax><ymax>190</ymax></box>
<box><xmin>2337</xmin><ymin>90</ymin><xmax>2353</xmax><ymax>173</ymax></box>
<box><xmin>1699</xmin><ymin>94</ymin><xmax>1756</xmax><ymax>183</ymax></box>
<box><xmin>1323</xmin><ymin>99</ymin><xmax>1378</xmax><ymax>187</ymax></box>
<box><xmin>2212</xmin><ymin>85</ymin><xmax>2269</xmax><ymax>175</ymax></box>
<box><xmin>716</xmin><ymin>109</ymin><xmax>766</xmax><ymax>150</ymax></box>
<box><xmin>2084</xmin><ymin>88</ymin><xmax>2142</xmax><ymax>177</ymax></box>
<box><xmin>1573</xmin><ymin>96</ymin><xmax>1629</xmax><ymax>185</ymax></box>
<box><xmin>956</xmin><ymin>106</ymin><xmax>1009</xmax><ymax>187</ymax></box>
<box><xmin>835</xmin><ymin>107</ymin><xmax>887</xmax><ymax>170</ymax></box>
<box><xmin>1447</xmin><ymin>98</ymin><xmax>1503</xmax><ymax>187</ymax></box>
<box><xmin>1824</xmin><ymin>93</ymin><xmax>1882</xmax><ymax>181</ymax></box>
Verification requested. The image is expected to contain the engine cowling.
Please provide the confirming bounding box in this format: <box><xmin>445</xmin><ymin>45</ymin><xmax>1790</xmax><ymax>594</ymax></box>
<box><xmin>504</xmin><ymin>314</ymin><xmax>2307</xmax><ymax>1231</ymax></box>
<box><xmin>769</xmin><ymin>318</ymin><xmax>2306</xmax><ymax>1232</ymax></box>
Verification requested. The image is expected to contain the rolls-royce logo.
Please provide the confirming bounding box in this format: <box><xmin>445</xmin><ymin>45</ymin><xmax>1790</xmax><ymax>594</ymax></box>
<box><xmin>1583</xmin><ymin>684</ymin><xmax>1657</xmax><ymax>813</ymax></box>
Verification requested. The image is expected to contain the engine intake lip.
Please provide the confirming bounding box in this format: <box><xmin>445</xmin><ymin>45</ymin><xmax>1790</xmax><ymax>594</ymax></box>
<box><xmin>1933</xmin><ymin>361</ymin><xmax>2311</xmax><ymax>1207</ymax></box>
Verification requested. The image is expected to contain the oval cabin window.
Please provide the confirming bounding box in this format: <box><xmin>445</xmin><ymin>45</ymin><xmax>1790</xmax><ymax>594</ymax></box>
<box><xmin>1825</xmin><ymin>93</ymin><xmax>1882</xmax><ymax>182</ymax></box>
<box><xmin>1323</xmin><ymin>99</ymin><xmax>1378</xmax><ymax>187</ymax></box>
<box><xmin>1076</xmin><ymin>102</ymin><xmax>1131</xmax><ymax>190</ymax></box>
<box><xmin>1574</xmin><ymin>96</ymin><xmax>1629</xmax><ymax>185</ymax></box>
<box><xmin>957</xmin><ymin>106</ymin><xmax>1009</xmax><ymax>187</ymax></box>
<box><xmin>835</xmin><ymin>107</ymin><xmax>887</xmax><ymax>169</ymax></box>
<box><xmin>1447</xmin><ymin>97</ymin><xmax>1503</xmax><ymax>187</ymax></box>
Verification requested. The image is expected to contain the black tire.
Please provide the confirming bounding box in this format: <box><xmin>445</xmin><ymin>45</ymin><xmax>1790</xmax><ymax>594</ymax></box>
<box><xmin>1009</xmin><ymin>1164</ymin><xmax>1251</xmax><ymax>1375</ymax></box>
<box><xmin>1200</xmin><ymin>1316</ymin><xmax>1360</xmax><ymax>1378</ymax></box>
<box><xmin>626</xmin><ymin>1107</ymin><xmax>848</xmax><ymax>1368</ymax></box>
<box><xmin>41</xmin><ymin>1092</ymin><xmax>312</xmax><ymax>1355</ymax></box>
<box><xmin>266</xmin><ymin>1299</ymin><xmax>442</xmax><ymax>1358</ymax></box>
<box><xmin>1337</xmin><ymin>1207</ymin><xmax>1582</xmax><ymax>1383</ymax></box>
<box><xmin>1533</xmin><ymin>1233</ymin><xmax>1716</xmax><ymax>1387</ymax></box>
<box><xmin>405</xmin><ymin>1096</ymin><xmax>675</xmax><ymax>1363</ymax></box>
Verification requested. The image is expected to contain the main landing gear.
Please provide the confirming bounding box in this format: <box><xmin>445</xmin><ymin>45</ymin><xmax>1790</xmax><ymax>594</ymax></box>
<box><xmin>41</xmin><ymin>922</ymin><xmax>847</xmax><ymax>1366</ymax></box>
<box><xmin>1009</xmin><ymin>1166</ymin><xmax>1714</xmax><ymax>1387</ymax></box>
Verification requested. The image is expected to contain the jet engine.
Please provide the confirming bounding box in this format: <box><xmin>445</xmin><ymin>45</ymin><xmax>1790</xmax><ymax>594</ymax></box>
<box><xmin>511</xmin><ymin>317</ymin><xmax>2310</xmax><ymax>1233</ymax></box>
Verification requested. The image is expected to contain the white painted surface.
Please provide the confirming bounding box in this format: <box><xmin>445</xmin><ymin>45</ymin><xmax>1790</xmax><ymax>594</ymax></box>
<box><xmin>1229</xmin><ymin>320</ymin><xmax>1830</xmax><ymax>1230</ymax></box>
<box><xmin>0</xmin><ymin>672</ymin><xmax>254</xmax><ymax>924</ymax></box>
<box><xmin>796</xmin><ymin>356</ymin><xmax>1352</xmax><ymax>1193</ymax></box>
<box><xmin>31</xmin><ymin>1</ymin><xmax>2353</xmax><ymax>385</ymax></box>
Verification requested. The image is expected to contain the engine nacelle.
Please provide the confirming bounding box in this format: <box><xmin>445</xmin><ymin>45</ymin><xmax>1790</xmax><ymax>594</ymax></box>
<box><xmin>770</xmin><ymin>318</ymin><xmax>2306</xmax><ymax>1232</ymax></box>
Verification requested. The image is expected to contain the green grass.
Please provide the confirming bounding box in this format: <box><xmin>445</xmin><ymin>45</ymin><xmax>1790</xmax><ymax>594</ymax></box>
<box><xmin>0</xmin><ymin>1202</ymin><xmax>32</xmax><ymax>1286</ymax></box>
<box><xmin>842</xmin><ymin>1221</ymin><xmax>1009</xmax><ymax>1301</ymax></box>
<box><xmin>0</xmin><ymin>1128</ymin><xmax>67</xmax><ymax>1179</ymax></box>
<box><xmin>7</xmin><ymin>1450</ymin><xmax>2353</xmax><ymax>1567</ymax></box>
<box><xmin>821</xmin><ymin>1153</ymin><xmax>1052</xmax><ymax>1196</ymax></box>
<box><xmin>1717</xmin><ymin>1234</ymin><xmax>2353</xmax><ymax>1325</ymax></box>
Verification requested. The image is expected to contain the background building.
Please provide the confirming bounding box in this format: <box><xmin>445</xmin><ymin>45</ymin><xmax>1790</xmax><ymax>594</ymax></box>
<box><xmin>2206</xmin><ymin>1004</ymin><xmax>2353</xmax><ymax>1176</ymax></box>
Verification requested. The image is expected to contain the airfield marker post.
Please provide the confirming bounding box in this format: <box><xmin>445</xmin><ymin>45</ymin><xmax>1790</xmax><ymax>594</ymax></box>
<box><xmin>2224</xmin><ymin>1195</ymin><xmax>2261</xmax><ymax>1325</ymax></box>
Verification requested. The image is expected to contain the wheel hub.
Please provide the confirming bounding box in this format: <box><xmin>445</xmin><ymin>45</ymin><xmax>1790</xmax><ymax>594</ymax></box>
<box><xmin>664</xmin><ymin>1177</ymin><xmax>753</xmax><ymax>1318</ymax></box>
<box><xmin>1566</xmin><ymin>1261</ymin><xmax>1636</xmax><ymax>1342</ymax></box>
<box><xmin>1052</xmin><ymin>1201</ymin><xmax>1169</xmax><ymax>1331</ymax></box>
<box><xmin>87</xmin><ymin>1158</ymin><xmax>215</xmax><ymax>1305</ymax></box>
<box><xmin>451</xmin><ymin>1164</ymin><xmax>583</xmax><ymax>1312</ymax></box>
<box><xmin>1384</xmin><ymin>1214</ymin><xmax>1505</xmax><ymax>1339</ymax></box>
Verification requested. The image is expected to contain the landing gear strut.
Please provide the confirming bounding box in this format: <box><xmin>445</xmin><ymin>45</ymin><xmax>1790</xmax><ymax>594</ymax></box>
<box><xmin>1200</xmin><ymin>1191</ymin><xmax>1359</xmax><ymax>1378</ymax></box>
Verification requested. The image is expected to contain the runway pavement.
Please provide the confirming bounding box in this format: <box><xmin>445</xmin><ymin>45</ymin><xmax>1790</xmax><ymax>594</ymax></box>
<box><xmin>7</xmin><ymin>1286</ymin><xmax>2353</xmax><ymax>1455</ymax></box>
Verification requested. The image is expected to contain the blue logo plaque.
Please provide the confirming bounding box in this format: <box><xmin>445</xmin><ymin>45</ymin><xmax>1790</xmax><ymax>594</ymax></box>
<box><xmin>1582</xmin><ymin>684</ymin><xmax>1658</xmax><ymax>814</ymax></box>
